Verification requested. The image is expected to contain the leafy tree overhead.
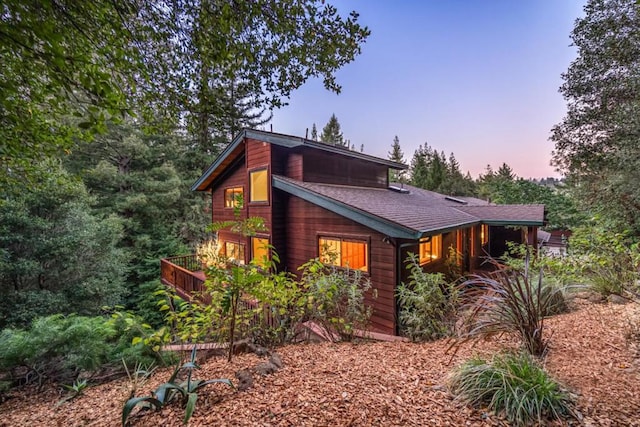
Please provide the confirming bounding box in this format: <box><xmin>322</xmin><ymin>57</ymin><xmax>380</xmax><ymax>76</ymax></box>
<box><xmin>320</xmin><ymin>113</ymin><xmax>347</xmax><ymax>146</ymax></box>
<box><xmin>551</xmin><ymin>0</ymin><xmax>640</xmax><ymax>235</ymax></box>
<box><xmin>2</xmin><ymin>0</ymin><xmax>370</xmax><ymax>187</ymax></box>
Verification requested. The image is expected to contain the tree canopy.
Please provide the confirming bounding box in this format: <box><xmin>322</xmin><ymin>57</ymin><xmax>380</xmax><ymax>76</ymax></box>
<box><xmin>1</xmin><ymin>0</ymin><xmax>370</xmax><ymax>188</ymax></box>
<box><xmin>320</xmin><ymin>113</ymin><xmax>347</xmax><ymax>146</ymax></box>
<box><xmin>551</xmin><ymin>0</ymin><xmax>640</xmax><ymax>234</ymax></box>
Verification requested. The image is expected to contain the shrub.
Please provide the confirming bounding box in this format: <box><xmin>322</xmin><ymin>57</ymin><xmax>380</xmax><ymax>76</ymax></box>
<box><xmin>0</xmin><ymin>312</ymin><xmax>165</xmax><ymax>387</ymax></box>
<box><xmin>122</xmin><ymin>347</ymin><xmax>233</xmax><ymax>426</ymax></box>
<box><xmin>568</xmin><ymin>221</ymin><xmax>640</xmax><ymax>297</ymax></box>
<box><xmin>396</xmin><ymin>253</ymin><xmax>457</xmax><ymax>341</ymax></box>
<box><xmin>455</xmin><ymin>252</ymin><xmax>563</xmax><ymax>356</ymax></box>
<box><xmin>448</xmin><ymin>352</ymin><xmax>575</xmax><ymax>426</ymax></box>
<box><xmin>299</xmin><ymin>259</ymin><xmax>373</xmax><ymax>342</ymax></box>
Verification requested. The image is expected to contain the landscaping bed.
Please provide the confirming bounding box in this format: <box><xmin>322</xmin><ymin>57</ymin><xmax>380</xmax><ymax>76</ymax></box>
<box><xmin>1</xmin><ymin>299</ymin><xmax>638</xmax><ymax>426</ymax></box>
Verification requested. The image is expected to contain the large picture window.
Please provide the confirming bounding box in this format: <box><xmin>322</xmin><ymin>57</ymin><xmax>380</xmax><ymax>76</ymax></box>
<box><xmin>224</xmin><ymin>241</ymin><xmax>245</xmax><ymax>264</ymax></box>
<box><xmin>224</xmin><ymin>187</ymin><xmax>243</xmax><ymax>208</ymax></box>
<box><xmin>419</xmin><ymin>234</ymin><xmax>442</xmax><ymax>265</ymax></box>
<box><xmin>249</xmin><ymin>168</ymin><xmax>268</xmax><ymax>202</ymax></box>
<box><xmin>319</xmin><ymin>237</ymin><xmax>368</xmax><ymax>272</ymax></box>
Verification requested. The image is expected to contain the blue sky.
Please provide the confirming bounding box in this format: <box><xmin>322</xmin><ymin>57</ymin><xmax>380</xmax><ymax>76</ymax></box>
<box><xmin>269</xmin><ymin>1</ymin><xmax>585</xmax><ymax>179</ymax></box>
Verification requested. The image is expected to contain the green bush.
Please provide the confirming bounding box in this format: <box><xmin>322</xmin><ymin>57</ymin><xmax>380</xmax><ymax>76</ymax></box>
<box><xmin>396</xmin><ymin>253</ymin><xmax>457</xmax><ymax>341</ymax></box>
<box><xmin>448</xmin><ymin>352</ymin><xmax>575</xmax><ymax>426</ymax></box>
<box><xmin>0</xmin><ymin>312</ymin><xmax>165</xmax><ymax>387</ymax></box>
<box><xmin>568</xmin><ymin>220</ymin><xmax>640</xmax><ymax>296</ymax></box>
<box><xmin>299</xmin><ymin>259</ymin><xmax>373</xmax><ymax>342</ymax></box>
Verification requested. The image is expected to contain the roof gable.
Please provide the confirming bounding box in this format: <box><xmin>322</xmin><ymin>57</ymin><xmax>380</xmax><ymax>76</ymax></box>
<box><xmin>192</xmin><ymin>129</ymin><xmax>407</xmax><ymax>191</ymax></box>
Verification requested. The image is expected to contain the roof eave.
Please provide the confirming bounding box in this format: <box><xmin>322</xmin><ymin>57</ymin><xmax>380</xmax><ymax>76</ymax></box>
<box><xmin>191</xmin><ymin>130</ymin><xmax>248</xmax><ymax>191</ymax></box>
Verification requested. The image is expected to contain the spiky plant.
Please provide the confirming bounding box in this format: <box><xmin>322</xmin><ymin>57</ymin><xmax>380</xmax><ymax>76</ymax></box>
<box><xmin>455</xmin><ymin>250</ymin><xmax>564</xmax><ymax>356</ymax></box>
<box><xmin>448</xmin><ymin>352</ymin><xmax>575</xmax><ymax>426</ymax></box>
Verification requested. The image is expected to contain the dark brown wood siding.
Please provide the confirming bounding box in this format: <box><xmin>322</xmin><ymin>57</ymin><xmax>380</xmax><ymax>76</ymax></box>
<box><xmin>246</xmin><ymin>138</ymin><xmax>273</xmax><ymax>233</ymax></box>
<box><xmin>302</xmin><ymin>150</ymin><xmax>388</xmax><ymax>188</ymax></box>
<box><xmin>283</xmin><ymin>195</ymin><xmax>397</xmax><ymax>335</ymax></box>
<box><xmin>211</xmin><ymin>161</ymin><xmax>247</xmax><ymax>224</ymax></box>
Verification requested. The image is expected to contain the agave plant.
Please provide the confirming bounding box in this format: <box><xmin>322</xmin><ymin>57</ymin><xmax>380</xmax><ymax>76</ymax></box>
<box><xmin>122</xmin><ymin>347</ymin><xmax>233</xmax><ymax>426</ymax></box>
<box><xmin>454</xmin><ymin>250</ymin><xmax>564</xmax><ymax>357</ymax></box>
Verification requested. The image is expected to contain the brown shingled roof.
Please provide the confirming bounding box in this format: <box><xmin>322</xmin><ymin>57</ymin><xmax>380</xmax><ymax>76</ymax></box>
<box><xmin>273</xmin><ymin>176</ymin><xmax>544</xmax><ymax>237</ymax></box>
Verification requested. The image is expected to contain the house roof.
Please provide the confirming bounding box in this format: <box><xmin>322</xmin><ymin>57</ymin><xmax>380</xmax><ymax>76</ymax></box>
<box><xmin>273</xmin><ymin>176</ymin><xmax>545</xmax><ymax>239</ymax></box>
<box><xmin>192</xmin><ymin>129</ymin><xmax>407</xmax><ymax>191</ymax></box>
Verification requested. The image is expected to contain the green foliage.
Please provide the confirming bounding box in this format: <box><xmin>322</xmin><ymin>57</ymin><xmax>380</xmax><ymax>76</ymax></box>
<box><xmin>320</xmin><ymin>113</ymin><xmax>346</xmax><ymax>147</ymax></box>
<box><xmin>299</xmin><ymin>259</ymin><xmax>373</xmax><ymax>342</ymax></box>
<box><xmin>477</xmin><ymin>166</ymin><xmax>584</xmax><ymax>230</ymax></box>
<box><xmin>455</xmin><ymin>253</ymin><xmax>563</xmax><ymax>356</ymax></box>
<box><xmin>567</xmin><ymin>219</ymin><xmax>640</xmax><ymax>296</ymax></box>
<box><xmin>0</xmin><ymin>163</ymin><xmax>127</xmax><ymax>328</ymax></box>
<box><xmin>0</xmin><ymin>312</ymin><xmax>164</xmax><ymax>387</ymax></box>
<box><xmin>448</xmin><ymin>352</ymin><xmax>575</xmax><ymax>426</ymax></box>
<box><xmin>396</xmin><ymin>253</ymin><xmax>457</xmax><ymax>341</ymax></box>
<box><xmin>551</xmin><ymin>0</ymin><xmax>640</xmax><ymax>235</ymax></box>
<box><xmin>410</xmin><ymin>143</ymin><xmax>476</xmax><ymax>196</ymax></box>
<box><xmin>57</xmin><ymin>379</ymin><xmax>89</xmax><ymax>406</ymax></box>
<box><xmin>122</xmin><ymin>347</ymin><xmax>233</xmax><ymax>426</ymax></box>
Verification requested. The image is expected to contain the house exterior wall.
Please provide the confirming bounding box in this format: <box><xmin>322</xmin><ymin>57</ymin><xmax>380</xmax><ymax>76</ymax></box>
<box><xmin>283</xmin><ymin>195</ymin><xmax>397</xmax><ymax>335</ymax></box>
<box><xmin>302</xmin><ymin>150</ymin><xmax>388</xmax><ymax>188</ymax></box>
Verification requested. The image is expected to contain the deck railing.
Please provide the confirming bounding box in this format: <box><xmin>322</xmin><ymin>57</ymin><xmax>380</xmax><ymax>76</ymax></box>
<box><xmin>160</xmin><ymin>255</ymin><xmax>206</xmax><ymax>299</ymax></box>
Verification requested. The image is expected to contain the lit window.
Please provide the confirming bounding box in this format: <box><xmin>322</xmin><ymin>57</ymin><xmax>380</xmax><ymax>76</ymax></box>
<box><xmin>481</xmin><ymin>225</ymin><xmax>489</xmax><ymax>245</ymax></box>
<box><xmin>250</xmin><ymin>169</ymin><xmax>268</xmax><ymax>202</ymax></box>
<box><xmin>224</xmin><ymin>187</ymin><xmax>243</xmax><ymax>208</ymax></box>
<box><xmin>224</xmin><ymin>241</ymin><xmax>245</xmax><ymax>264</ymax></box>
<box><xmin>251</xmin><ymin>237</ymin><xmax>270</xmax><ymax>267</ymax></box>
<box><xmin>419</xmin><ymin>234</ymin><xmax>442</xmax><ymax>264</ymax></box>
<box><xmin>319</xmin><ymin>237</ymin><xmax>368</xmax><ymax>272</ymax></box>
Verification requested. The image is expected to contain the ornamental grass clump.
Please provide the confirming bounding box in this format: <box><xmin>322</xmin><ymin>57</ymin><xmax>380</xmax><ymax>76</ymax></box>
<box><xmin>454</xmin><ymin>251</ymin><xmax>563</xmax><ymax>357</ymax></box>
<box><xmin>448</xmin><ymin>352</ymin><xmax>575</xmax><ymax>426</ymax></box>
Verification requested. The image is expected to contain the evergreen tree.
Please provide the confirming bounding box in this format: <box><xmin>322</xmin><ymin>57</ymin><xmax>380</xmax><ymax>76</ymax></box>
<box><xmin>320</xmin><ymin>113</ymin><xmax>347</xmax><ymax>146</ymax></box>
<box><xmin>311</xmin><ymin>123</ymin><xmax>318</xmax><ymax>141</ymax></box>
<box><xmin>388</xmin><ymin>135</ymin><xmax>405</xmax><ymax>182</ymax></box>
<box><xmin>551</xmin><ymin>0</ymin><xmax>640</xmax><ymax>234</ymax></box>
<box><xmin>0</xmin><ymin>162</ymin><xmax>127</xmax><ymax>328</ymax></box>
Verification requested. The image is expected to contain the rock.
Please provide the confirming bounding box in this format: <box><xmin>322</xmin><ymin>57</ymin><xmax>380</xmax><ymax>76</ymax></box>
<box><xmin>269</xmin><ymin>353</ymin><xmax>283</xmax><ymax>369</ymax></box>
<box><xmin>235</xmin><ymin>369</ymin><xmax>254</xmax><ymax>391</ymax></box>
<box><xmin>608</xmin><ymin>294</ymin><xmax>628</xmax><ymax>305</ymax></box>
<box><xmin>255</xmin><ymin>361</ymin><xmax>278</xmax><ymax>376</ymax></box>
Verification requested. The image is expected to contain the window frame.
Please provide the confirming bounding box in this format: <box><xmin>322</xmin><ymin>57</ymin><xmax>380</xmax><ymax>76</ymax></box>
<box><xmin>223</xmin><ymin>186</ymin><xmax>244</xmax><ymax>209</ymax></box>
<box><xmin>317</xmin><ymin>234</ymin><xmax>370</xmax><ymax>273</ymax></box>
<box><xmin>419</xmin><ymin>234</ymin><xmax>442</xmax><ymax>265</ymax></box>
<box><xmin>248</xmin><ymin>167</ymin><xmax>269</xmax><ymax>204</ymax></box>
<box><xmin>480</xmin><ymin>224</ymin><xmax>489</xmax><ymax>246</ymax></box>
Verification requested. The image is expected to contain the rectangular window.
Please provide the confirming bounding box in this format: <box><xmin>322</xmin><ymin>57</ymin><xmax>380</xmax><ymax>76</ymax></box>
<box><xmin>224</xmin><ymin>187</ymin><xmax>243</xmax><ymax>208</ymax></box>
<box><xmin>319</xmin><ymin>237</ymin><xmax>368</xmax><ymax>272</ymax></box>
<box><xmin>250</xmin><ymin>168</ymin><xmax>268</xmax><ymax>202</ymax></box>
<box><xmin>481</xmin><ymin>224</ymin><xmax>489</xmax><ymax>245</ymax></box>
<box><xmin>251</xmin><ymin>237</ymin><xmax>270</xmax><ymax>267</ymax></box>
<box><xmin>224</xmin><ymin>241</ymin><xmax>245</xmax><ymax>264</ymax></box>
<box><xmin>419</xmin><ymin>234</ymin><xmax>442</xmax><ymax>265</ymax></box>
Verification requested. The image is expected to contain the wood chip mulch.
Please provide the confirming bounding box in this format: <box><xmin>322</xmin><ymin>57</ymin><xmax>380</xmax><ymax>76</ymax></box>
<box><xmin>1</xmin><ymin>298</ymin><xmax>639</xmax><ymax>426</ymax></box>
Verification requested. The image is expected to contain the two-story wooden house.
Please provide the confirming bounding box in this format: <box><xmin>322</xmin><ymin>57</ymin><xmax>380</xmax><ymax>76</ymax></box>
<box><xmin>161</xmin><ymin>129</ymin><xmax>544</xmax><ymax>336</ymax></box>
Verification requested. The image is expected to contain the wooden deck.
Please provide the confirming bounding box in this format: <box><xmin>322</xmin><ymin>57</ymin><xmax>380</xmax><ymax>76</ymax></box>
<box><xmin>160</xmin><ymin>255</ymin><xmax>206</xmax><ymax>300</ymax></box>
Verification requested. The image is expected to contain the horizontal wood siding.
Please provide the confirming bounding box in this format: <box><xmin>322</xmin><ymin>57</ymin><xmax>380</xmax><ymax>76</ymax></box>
<box><xmin>284</xmin><ymin>196</ymin><xmax>397</xmax><ymax>335</ymax></box>
<box><xmin>211</xmin><ymin>161</ymin><xmax>247</xmax><ymax>224</ymax></box>
<box><xmin>303</xmin><ymin>150</ymin><xmax>388</xmax><ymax>188</ymax></box>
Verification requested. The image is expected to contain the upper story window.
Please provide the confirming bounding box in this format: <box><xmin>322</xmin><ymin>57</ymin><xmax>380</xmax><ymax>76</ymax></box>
<box><xmin>419</xmin><ymin>234</ymin><xmax>442</xmax><ymax>265</ymax></box>
<box><xmin>319</xmin><ymin>236</ymin><xmax>368</xmax><ymax>272</ymax></box>
<box><xmin>249</xmin><ymin>168</ymin><xmax>268</xmax><ymax>203</ymax></box>
<box><xmin>224</xmin><ymin>187</ymin><xmax>243</xmax><ymax>208</ymax></box>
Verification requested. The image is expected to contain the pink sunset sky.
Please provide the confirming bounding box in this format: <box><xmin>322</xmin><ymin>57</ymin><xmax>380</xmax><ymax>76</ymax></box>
<box><xmin>269</xmin><ymin>0</ymin><xmax>586</xmax><ymax>179</ymax></box>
